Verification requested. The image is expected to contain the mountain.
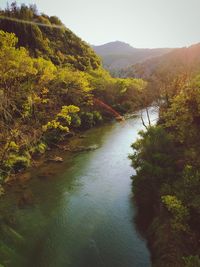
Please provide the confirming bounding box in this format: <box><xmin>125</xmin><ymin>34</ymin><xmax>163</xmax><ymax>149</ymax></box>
<box><xmin>0</xmin><ymin>5</ymin><xmax>101</xmax><ymax>71</ymax></box>
<box><xmin>121</xmin><ymin>43</ymin><xmax>200</xmax><ymax>79</ymax></box>
<box><xmin>92</xmin><ymin>41</ymin><xmax>137</xmax><ymax>55</ymax></box>
<box><xmin>92</xmin><ymin>41</ymin><xmax>173</xmax><ymax>72</ymax></box>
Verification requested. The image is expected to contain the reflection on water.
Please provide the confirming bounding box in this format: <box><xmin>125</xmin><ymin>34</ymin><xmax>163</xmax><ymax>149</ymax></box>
<box><xmin>0</xmin><ymin>108</ymin><xmax>157</xmax><ymax>267</ymax></box>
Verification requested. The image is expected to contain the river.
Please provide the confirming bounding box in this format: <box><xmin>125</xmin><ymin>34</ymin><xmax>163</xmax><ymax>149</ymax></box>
<box><xmin>0</xmin><ymin>108</ymin><xmax>157</xmax><ymax>267</ymax></box>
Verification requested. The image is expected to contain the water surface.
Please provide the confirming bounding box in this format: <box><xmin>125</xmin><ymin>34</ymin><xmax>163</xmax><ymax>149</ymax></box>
<box><xmin>0</xmin><ymin>109</ymin><xmax>157</xmax><ymax>267</ymax></box>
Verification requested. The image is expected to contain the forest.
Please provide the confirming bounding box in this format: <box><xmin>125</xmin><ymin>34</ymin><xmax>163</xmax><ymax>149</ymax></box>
<box><xmin>0</xmin><ymin>3</ymin><xmax>150</xmax><ymax>190</ymax></box>
<box><xmin>130</xmin><ymin>50</ymin><xmax>200</xmax><ymax>266</ymax></box>
<box><xmin>1</xmin><ymin>2</ymin><xmax>200</xmax><ymax>267</ymax></box>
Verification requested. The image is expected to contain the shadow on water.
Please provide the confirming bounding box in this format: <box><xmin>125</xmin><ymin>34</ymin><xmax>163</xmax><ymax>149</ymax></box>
<box><xmin>0</xmin><ymin>123</ymin><xmax>117</xmax><ymax>266</ymax></box>
<box><xmin>0</xmin><ymin>109</ymin><xmax>157</xmax><ymax>267</ymax></box>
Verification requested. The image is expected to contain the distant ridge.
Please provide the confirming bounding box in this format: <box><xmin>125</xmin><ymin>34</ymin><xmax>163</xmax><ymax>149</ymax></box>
<box><xmin>92</xmin><ymin>41</ymin><xmax>173</xmax><ymax>72</ymax></box>
<box><xmin>121</xmin><ymin>42</ymin><xmax>200</xmax><ymax>79</ymax></box>
<box><xmin>92</xmin><ymin>41</ymin><xmax>137</xmax><ymax>55</ymax></box>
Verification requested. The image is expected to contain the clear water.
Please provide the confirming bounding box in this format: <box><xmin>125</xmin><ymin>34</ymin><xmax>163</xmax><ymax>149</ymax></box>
<box><xmin>0</xmin><ymin>109</ymin><xmax>157</xmax><ymax>267</ymax></box>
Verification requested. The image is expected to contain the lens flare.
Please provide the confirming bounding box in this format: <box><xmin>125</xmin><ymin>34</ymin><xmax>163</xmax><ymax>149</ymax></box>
<box><xmin>94</xmin><ymin>98</ymin><xmax>124</xmax><ymax>121</ymax></box>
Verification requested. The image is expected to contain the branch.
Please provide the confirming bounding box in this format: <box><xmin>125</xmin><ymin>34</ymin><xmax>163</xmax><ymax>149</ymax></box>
<box><xmin>140</xmin><ymin>111</ymin><xmax>148</xmax><ymax>130</ymax></box>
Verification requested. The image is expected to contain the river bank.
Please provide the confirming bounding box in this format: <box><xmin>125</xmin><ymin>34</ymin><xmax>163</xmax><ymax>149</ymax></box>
<box><xmin>2</xmin><ymin>113</ymin><xmax>138</xmax><ymax>194</ymax></box>
<box><xmin>0</xmin><ymin>109</ymin><xmax>157</xmax><ymax>267</ymax></box>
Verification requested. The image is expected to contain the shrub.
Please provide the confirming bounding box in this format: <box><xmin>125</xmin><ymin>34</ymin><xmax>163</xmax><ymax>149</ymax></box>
<box><xmin>4</xmin><ymin>153</ymin><xmax>31</xmax><ymax>172</ymax></box>
<box><xmin>71</xmin><ymin>113</ymin><xmax>81</xmax><ymax>128</ymax></box>
<box><xmin>80</xmin><ymin>112</ymin><xmax>95</xmax><ymax>129</ymax></box>
<box><xmin>93</xmin><ymin>111</ymin><xmax>103</xmax><ymax>124</ymax></box>
<box><xmin>183</xmin><ymin>255</ymin><xmax>200</xmax><ymax>267</ymax></box>
<box><xmin>30</xmin><ymin>142</ymin><xmax>47</xmax><ymax>155</ymax></box>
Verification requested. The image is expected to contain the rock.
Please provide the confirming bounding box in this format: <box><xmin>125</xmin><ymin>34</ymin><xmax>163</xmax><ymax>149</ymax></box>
<box><xmin>116</xmin><ymin>116</ymin><xmax>124</xmax><ymax>121</ymax></box>
<box><xmin>63</xmin><ymin>145</ymin><xmax>71</xmax><ymax>151</ymax></box>
<box><xmin>64</xmin><ymin>132</ymin><xmax>75</xmax><ymax>138</ymax></box>
<box><xmin>53</xmin><ymin>156</ymin><xmax>63</xmax><ymax>162</ymax></box>
<box><xmin>87</xmin><ymin>144</ymin><xmax>99</xmax><ymax>151</ymax></box>
<box><xmin>124</xmin><ymin>113</ymin><xmax>138</xmax><ymax>119</ymax></box>
<box><xmin>71</xmin><ymin>146</ymin><xmax>85</xmax><ymax>152</ymax></box>
<box><xmin>71</xmin><ymin>145</ymin><xmax>99</xmax><ymax>152</ymax></box>
<box><xmin>79</xmin><ymin>135</ymin><xmax>86</xmax><ymax>139</ymax></box>
<box><xmin>47</xmin><ymin>156</ymin><xmax>63</xmax><ymax>163</ymax></box>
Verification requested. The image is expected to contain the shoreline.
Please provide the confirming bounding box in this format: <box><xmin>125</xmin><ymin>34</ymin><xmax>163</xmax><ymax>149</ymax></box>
<box><xmin>2</xmin><ymin>111</ymin><xmax>140</xmax><ymax>193</ymax></box>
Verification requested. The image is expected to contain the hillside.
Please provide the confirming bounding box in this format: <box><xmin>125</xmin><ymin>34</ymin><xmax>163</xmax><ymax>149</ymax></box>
<box><xmin>92</xmin><ymin>41</ymin><xmax>172</xmax><ymax>72</ymax></box>
<box><xmin>122</xmin><ymin>43</ymin><xmax>200</xmax><ymax>79</ymax></box>
<box><xmin>0</xmin><ymin>3</ymin><xmax>101</xmax><ymax>71</ymax></box>
<box><xmin>0</xmin><ymin>3</ymin><xmax>149</xmax><ymax>187</ymax></box>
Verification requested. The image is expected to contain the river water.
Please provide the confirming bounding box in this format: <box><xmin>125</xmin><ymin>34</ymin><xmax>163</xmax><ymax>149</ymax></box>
<box><xmin>0</xmin><ymin>109</ymin><xmax>157</xmax><ymax>267</ymax></box>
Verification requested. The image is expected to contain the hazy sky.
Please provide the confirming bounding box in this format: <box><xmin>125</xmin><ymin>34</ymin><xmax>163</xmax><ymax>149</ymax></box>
<box><xmin>0</xmin><ymin>0</ymin><xmax>200</xmax><ymax>48</ymax></box>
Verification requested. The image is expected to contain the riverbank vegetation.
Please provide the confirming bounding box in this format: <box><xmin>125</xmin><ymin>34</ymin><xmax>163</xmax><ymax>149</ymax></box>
<box><xmin>0</xmin><ymin>3</ymin><xmax>150</xmax><ymax>190</ymax></box>
<box><xmin>130</xmin><ymin>71</ymin><xmax>200</xmax><ymax>265</ymax></box>
<box><xmin>2</xmin><ymin>3</ymin><xmax>200</xmax><ymax>267</ymax></box>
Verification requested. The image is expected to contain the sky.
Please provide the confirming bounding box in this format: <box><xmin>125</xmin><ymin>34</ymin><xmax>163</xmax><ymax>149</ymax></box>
<box><xmin>0</xmin><ymin>0</ymin><xmax>200</xmax><ymax>48</ymax></box>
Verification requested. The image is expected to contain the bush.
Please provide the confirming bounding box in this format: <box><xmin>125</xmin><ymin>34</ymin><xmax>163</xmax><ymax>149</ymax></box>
<box><xmin>80</xmin><ymin>111</ymin><xmax>103</xmax><ymax>129</ymax></box>
<box><xmin>80</xmin><ymin>112</ymin><xmax>95</xmax><ymax>129</ymax></box>
<box><xmin>183</xmin><ymin>255</ymin><xmax>200</xmax><ymax>267</ymax></box>
<box><xmin>130</xmin><ymin>126</ymin><xmax>178</xmax><ymax>211</ymax></box>
<box><xmin>42</xmin><ymin>120</ymin><xmax>69</xmax><ymax>144</ymax></box>
<box><xmin>4</xmin><ymin>153</ymin><xmax>31</xmax><ymax>172</ymax></box>
<box><xmin>161</xmin><ymin>195</ymin><xmax>189</xmax><ymax>232</ymax></box>
<box><xmin>30</xmin><ymin>142</ymin><xmax>47</xmax><ymax>155</ymax></box>
<box><xmin>71</xmin><ymin>113</ymin><xmax>81</xmax><ymax>128</ymax></box>
<box><xmin>93</xmin><ymin>111</ymin><xmax>103</xmax><ymax>124</ymax></box>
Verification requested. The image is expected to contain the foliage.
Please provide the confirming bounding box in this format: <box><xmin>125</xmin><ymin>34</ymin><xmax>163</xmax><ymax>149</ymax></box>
<box><xmin>161</xmin><ymin>195</ymin><xmax>189</xmax><ymax>232</ymax></box>
<box><xmin>0</xmin><ymin>3</ymin><xmax>101</xmax><ymax>71</ymax></box>
<box><xmin>42</xmin><ymin>105</ymin><xmax>80</xmax><ymax>140</ymax></box>
<box><xmin>92</xmin><ymin>111</ymin><xmax>103</xmax><ymax>124</ymax></box>
<box><xmin>0</xmin><ymin>5</ymin><xmax>147</xmax><ymax>192</ymax></box>
<box><xmin>4</xmin><ymin>153</ymin><xmax>31</xmax><ymax>172</ymax></box>
<box><xmin>130</xmin><ymin>74</ymin><xmax>200</xmax><ymax>266</ymax></box>
<box><xmin>163</xmin><ymin>76</ymin><xmax>200</xmax><ymax>146</ymax></box>
<box><xmin>80</xmin><ymin>112</ymin><xmax>95</xmax><ymax>129</ymax></box>
<box><xmin>56</xmin><ymin>105</ymin><xmax>80</xmax><ymax>123</ymax></box>
<box><xmin>183</xmin><ymin>255</ymin><xmax>200</xmax><ymax>267</ymax></box>
<box><xmin>30</xmin><ymin>142</ymin><xmax>47</xmax><ymax>155</ymax></box>
<box><xmin>130</xmin><ymin>126</ymin><xmax>178</xmax><ymax>215</ymax></box>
